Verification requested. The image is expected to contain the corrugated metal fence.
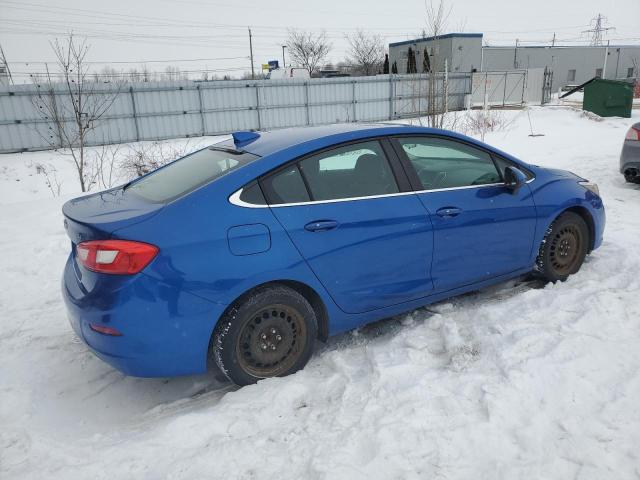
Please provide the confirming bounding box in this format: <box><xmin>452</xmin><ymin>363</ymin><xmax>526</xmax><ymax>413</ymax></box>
<box><xmin>0</xmin><ymin>73</ymin><xmax>474</xmax><ymax>153</ymax></box>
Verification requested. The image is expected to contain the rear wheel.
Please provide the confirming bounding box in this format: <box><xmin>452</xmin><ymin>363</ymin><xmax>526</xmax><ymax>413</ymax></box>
<box><xmin>536</xmin><ymin>212</ymin><xmax>589</xmax><ymax>282</ymax></box>
<box><xmin>211</xmin><ymin>285</ymin><xmax>317</xmax><ymax>386</ymax></box>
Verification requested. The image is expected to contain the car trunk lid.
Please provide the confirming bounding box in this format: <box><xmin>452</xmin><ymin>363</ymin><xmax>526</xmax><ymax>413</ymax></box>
<box><xmin>62</xmin><ymin>187</ymin><xmax>164</xmax><ymax>244</ymax></box>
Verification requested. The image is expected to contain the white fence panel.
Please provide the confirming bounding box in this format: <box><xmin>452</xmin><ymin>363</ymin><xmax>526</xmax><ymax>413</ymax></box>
<box><xmin>471</xmin><ymin>70</ymin><xmax>544</xmax><ymax>107</ymax></box>
<box><xmin>0</xmin><ymin>74</ymin><xmax>476</xmax><ymax>153</ymax></box>
<box><xmin>523</xmin><ymin>68</ymin><xmax>545</xmax><ymax>104</ymax></box>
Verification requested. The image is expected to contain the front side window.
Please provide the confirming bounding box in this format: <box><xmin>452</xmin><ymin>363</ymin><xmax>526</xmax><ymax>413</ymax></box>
<box><xmin>298</xmin><ymin>141</ymin><xmax>399</xmax><ymax>201</ymax></box>
<box><xmin>126</xmin><ymin>142</ymin><xmax>258</xmax><ymax>203</ymax></box>
<box><xmin>567</xmin><ymin>69</ymin><xmax>576</xmax><ymax>82</ymax></box>
<box><xmin>398</xmin><ymin>137</ymin><xmax>501</xmax><ymax>190</ymax></box>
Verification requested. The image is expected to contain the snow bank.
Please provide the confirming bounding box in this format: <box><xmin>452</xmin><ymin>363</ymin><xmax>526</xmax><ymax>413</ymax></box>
<box><xmin>1</xmin><ymin>107</ymin><xmax>640</xmax><ymax>479</ymax></box>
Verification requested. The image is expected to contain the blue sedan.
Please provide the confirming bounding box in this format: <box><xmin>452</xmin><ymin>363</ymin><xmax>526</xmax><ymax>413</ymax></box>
<box><xmin>62</xmin><ymin>124</ymin><xmax>605</xmax><ymax>385</ymax></box>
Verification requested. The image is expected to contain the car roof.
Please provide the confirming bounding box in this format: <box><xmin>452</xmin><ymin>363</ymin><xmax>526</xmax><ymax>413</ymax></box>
<box><xmin>237</xmin><ymin>123</ymin><xmax>431</xmax><ymax>157</ymax></box>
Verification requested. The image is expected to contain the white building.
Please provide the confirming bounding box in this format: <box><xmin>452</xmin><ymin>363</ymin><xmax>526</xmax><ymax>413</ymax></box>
<box><xmin>389</xmin><ymin>33</ymin><xmax>640</xmax><ymax>90</ymax></box>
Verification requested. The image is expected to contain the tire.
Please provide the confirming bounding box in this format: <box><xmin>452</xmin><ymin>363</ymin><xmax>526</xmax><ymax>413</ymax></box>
<box><xmin>211</xmin><ymin>285</ymin><xmax>318</xmax><ymax>386</ymax></box>
<box><xmin>536</xmin><ymin>212</ymin><xmax>590</xmax><ymax>283</ymax></box>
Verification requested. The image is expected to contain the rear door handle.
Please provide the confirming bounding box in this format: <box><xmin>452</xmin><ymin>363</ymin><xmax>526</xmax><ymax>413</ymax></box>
<box><xmin>304</xmin><ymin>220</ymin><xmax>339</xmax><ymax>232</ymax></box>
<box><xmin>436</xmin><ymin>207</ymin><xmax>462</xmax><ymax>218</ymax></box>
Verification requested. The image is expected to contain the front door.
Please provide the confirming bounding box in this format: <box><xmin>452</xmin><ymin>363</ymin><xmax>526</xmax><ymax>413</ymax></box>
<box><xmin>393</xmin><ymin>135</ymin><xmax>537</xmax><ymax>291</ymax></box>
<box><xmin>261</xmin><ymin>140</ymin><xmax>434</xmax><ymax>314</ymax></box>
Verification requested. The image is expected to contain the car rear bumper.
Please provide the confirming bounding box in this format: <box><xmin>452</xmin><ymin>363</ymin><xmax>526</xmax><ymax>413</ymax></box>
<box><xmin>62</xmin><ymin>254</ymin><xmax>226</xmax><ymax>377</ymax></box>
<box><xmin>620</xmin><ymin>141</ymin><xmax>640</xmax><ymax>173</ymax></box>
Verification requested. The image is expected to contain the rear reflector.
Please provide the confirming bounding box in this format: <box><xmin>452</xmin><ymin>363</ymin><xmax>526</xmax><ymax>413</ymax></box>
<box><xmin>625</xmin><ymin>126</ymin><xmax>640</xmax><ymax>141</ymax></box>
<box><xmin>76</xmin><ymin>240</ymin><xmax>159</xmax><ymax>275</ymax></box>
<box><xmin>89</xmin><ymin>324</ymin><xmax>123</xmax><ymax>336</ymax></box>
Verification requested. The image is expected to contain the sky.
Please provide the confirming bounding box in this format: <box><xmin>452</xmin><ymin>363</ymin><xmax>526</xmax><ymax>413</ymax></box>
<box><xmin>1</xmin><ymin>0</ymin><xmax>639</xmax><ymax>82</ymax></box>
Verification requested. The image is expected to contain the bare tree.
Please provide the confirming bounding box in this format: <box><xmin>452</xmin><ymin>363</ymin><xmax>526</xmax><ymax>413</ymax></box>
<box><xmin>397</xmin><ymin>1</ymin><xmax>457</xmax><ymax>128</ymax></box>
<box><xmin>93</xmin><ymin>66</ymin><xmax>119</xmax><ymax>83</ymax></box>
<box><xmin>95</xmin><ymin>144</ymin><xmax>123</xmax><ymax>190</ymax></box>
<box><xmin>424</xmin><ymin>0</ymin><xmax>452</xmax><ymax>128</ymax></box>
<box><xmin>345</xmin><ymin>30</ymin><xmax>386</xmax><ymax>76</ymax></box>
<box><xmin>141</xmin><ymin>65</ymin><xmax>152</xmax><ymax>82</ymax></box>
<box><xmin>425</xmin><ymin>0</ymin><xmax>451</xmax><ymax>47</ymax></box>
<box><xmin>163</xmin><ymin>65</ymin><xmax>183</xmax><ymax>81</ymax></box>
<box><xmin>31</xmin><ymin>34</ymin><xmax>121</xmax><ymax>192</ymax></box>
<box><xmin>286</xmin><ymin>30</ymin><xmax>331</xmax><ymax>76</ymax></box>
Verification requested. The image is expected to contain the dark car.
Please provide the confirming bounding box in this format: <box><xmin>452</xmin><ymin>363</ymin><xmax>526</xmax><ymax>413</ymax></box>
<box><xmin>621</xmin><ymin>122</ymin><xmax>640</xmax><ymax>183</ymax></box>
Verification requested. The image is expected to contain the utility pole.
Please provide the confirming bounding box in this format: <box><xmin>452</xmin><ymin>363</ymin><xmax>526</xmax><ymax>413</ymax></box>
<box><xmin>603</xmin><ymin>39</ymin><xmax>610</xmax><ymax>79</ymax></box>
<box><xmin>551</xmin><ymin>33</ymin><xmax>556</xmax><ymax>47</ymax></box>
<box><xmin>248</xmin><ymin>27</ymin><xmax>255</xmax><ymax>79</ymax></box>
<box><xmin>513</xmin><ymin>39</ymin><xmax>519</xmax><ymax>69</ymax></box>
<box><xmin>282</xmin><ymin>45</ymin><xmax>286</xmax><ymax>68</ymax></box>
<box><xmin>443</xmin><ymin>57</ymin><xmax>449</xmax><ymax>115</ymax></box>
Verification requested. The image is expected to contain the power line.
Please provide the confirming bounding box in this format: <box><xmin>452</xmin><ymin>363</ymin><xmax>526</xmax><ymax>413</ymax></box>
<box><xmin>11</xmin><ymin>66</ymin><xmax>250</xmax><ymax>77</ymax></box>
<box><xmin>0</xmin><ymin>1</ymin><xmax>419</xmax><ymax>33</ymax></box>
<box><xmin>8</xmin><ymin>56</ymin><xmax>249</xmax><ymax>65</ymax></box>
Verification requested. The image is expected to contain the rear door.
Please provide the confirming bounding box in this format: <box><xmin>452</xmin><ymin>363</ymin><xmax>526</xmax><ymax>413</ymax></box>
<box><xmin>391</xmin><ymin>135</ymin><xmax>537</xmax><ymax>291</ymax></box>
<box><xmin>261</xmin><ymin>139</ymin><xmax>434</xmax><ymax>314</ymax></box>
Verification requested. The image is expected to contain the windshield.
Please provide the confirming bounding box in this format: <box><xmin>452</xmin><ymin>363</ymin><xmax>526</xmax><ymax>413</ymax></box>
<box><xmin>125</xmin><ymin>142</ymin><xmax>259</xmax><ymax>203</ymax></box>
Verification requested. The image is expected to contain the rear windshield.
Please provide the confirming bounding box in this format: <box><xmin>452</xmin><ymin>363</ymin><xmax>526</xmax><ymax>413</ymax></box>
<box><xmin>125</xmin><ymin>142</ymin><xmax>259</xmax><ymax>203</ymax></box>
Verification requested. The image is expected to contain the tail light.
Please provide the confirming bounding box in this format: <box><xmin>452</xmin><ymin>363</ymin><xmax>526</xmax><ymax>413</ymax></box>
<box><xmin>625</xmin><ymin>126</ymin><xmax>640</xmax><ymax>141</ymax></box>
<box><xmin>76</xmin><ymin>240</ymin><xmax>159</xmax><ymax>275</ymax></box>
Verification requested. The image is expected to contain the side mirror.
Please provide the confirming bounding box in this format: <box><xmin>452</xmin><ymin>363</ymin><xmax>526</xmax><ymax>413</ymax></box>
<box><xmin>504</xmin><ymin>166</ymin><xmax>527</xmax><ymax>194</ymax></box>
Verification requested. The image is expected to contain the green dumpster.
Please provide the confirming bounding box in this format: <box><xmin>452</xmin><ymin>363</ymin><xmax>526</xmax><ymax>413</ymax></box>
<box><xmin>583</xmin><ymin>78</ymin><xmax>633</xmax><ymax>118</ymax></box>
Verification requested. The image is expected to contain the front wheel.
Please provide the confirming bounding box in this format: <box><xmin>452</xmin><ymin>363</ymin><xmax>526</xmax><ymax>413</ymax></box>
<box><xmin>536</xmin><ymin>212</ymin><xmax>589</xmax><ymax>282</ymax></box>
<box><xmin>211</xmin><ymin>285</ymin><xmax>317</xmax><ymax>386</ymax></box>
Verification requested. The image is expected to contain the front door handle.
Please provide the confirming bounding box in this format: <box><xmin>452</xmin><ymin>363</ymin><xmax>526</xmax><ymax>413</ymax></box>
<box><xmin>304</xmin><ymin>220</ymin><xmax>339</xmax><ymax>232</ymax></box>
<box><xmin>436</xmin><ymin>207</ymin><xmax>462</xmax><ymax>218</ymax></box>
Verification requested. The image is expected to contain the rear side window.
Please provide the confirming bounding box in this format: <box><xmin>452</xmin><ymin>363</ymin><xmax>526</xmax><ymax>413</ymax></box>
<box><xmin>239</xmin><ymin>181</ymin><xmax>266</xmax><ymax>205</ymax></box>
<box><xmin>261</xmin><ymin>165</ymin><xmax>310</xmax><ymax>204</ymax></box>
<box><xmin>398</xmin><ymin>137</ymin><xmax>501</xmax><ymax>190</ymax></box>
<box><xmin>126</xmin><ymin>143</ymin><xmax>258</xmax><ymax>203</ymax></box>
<box><xmin>298</xmin><ymin>141</ymin><xmax>399</xmax><ymax>201</ymax></box>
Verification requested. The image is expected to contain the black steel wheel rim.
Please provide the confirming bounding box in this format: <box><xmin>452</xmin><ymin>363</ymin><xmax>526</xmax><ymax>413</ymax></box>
<box><xmin>236</xmin><ymin>303</ymin><xmax>307</xmax><ymax>377</ymax></box>
<box><xmin>549</xmin><ymin>224</ymin><xmax>582</xmax><ymax>275</ymax></box>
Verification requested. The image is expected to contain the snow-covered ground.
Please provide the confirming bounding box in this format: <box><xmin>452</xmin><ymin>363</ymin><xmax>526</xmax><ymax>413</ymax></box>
<box><xmin>1</xmin><ymin>107</ymin><xmax>640</xmax><ymax>479</ymax></box>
